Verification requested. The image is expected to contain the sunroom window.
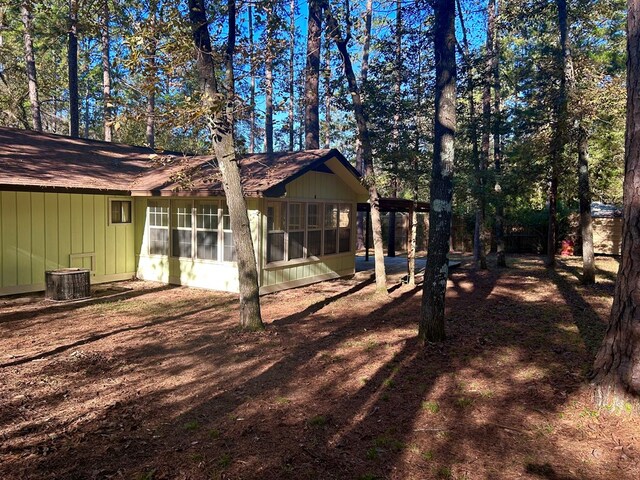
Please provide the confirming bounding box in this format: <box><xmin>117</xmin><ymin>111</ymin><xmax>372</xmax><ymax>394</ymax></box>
<box><xmin>339</xmin><ymin>204</ymin><xmax>352</xmax><ymax>252</ymax></box>
<box><xmin>267</xmin><ymin>202</ymin><xmax>286</xmax><ymax>263</ymax></box>
<box><xmin>171</xmin><ymin>201</ymin><xmax>193</xmax><ymax>258</ymax></box>
<box><xmin>288</xmin><ymin>202</ymin><xmax>305</xmax><ymax>260</ymax></box>
<box><xmin>222</xmin><ymin>203</ymin><xmax>236</xmax><ymax>262</ymax></box>
<box><xmin>324</xmin><ymin>203</ymin><xmax>338</xmax><ymax>255</ymax></box>
<box><xmin>307</xmin><ymin>203</ymin><xmax>322</xmax><ymax>257</ymax></box>
<box><xmin>147</xmin><ymin>200</ymin><xmax>236</xmax><ymax>262</ymax></box>
<box><xmin>148</xmin><ymin>201</ymin><xmax>169</xmax><ymax>255</ymax></box>
<box><xmin>196</xmin><ymin>201</ymin><xmax>218</xmax><ymax>260</ymax></box>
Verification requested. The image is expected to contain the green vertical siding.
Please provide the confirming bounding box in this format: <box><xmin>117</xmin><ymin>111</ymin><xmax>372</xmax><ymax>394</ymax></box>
<box><xmin>285</xmin><ymin>171</ymin><xmax>355</xmax><ymax>201</ymax></box>
<box><xmin>0</xmin><ymin>191</ymin><xmax>135</xmax><ymax>295</ymax></box>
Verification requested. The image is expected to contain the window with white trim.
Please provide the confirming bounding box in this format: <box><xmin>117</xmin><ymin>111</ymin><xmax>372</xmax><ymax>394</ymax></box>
<box><xmin>222</xmin><ymin>203</ymin><xmax>236</xmax><ymax>262</ymax></box>
<box><xmin>288</xmin><ymin>202</ymin><xmax>305</xmax><ymax>260</ymax></box>
<box><xmin>324</xmin><ymin>203</ymin><xmax>338</xmax><ymax>255</ymax></box>
<box><xmin>196</xmin><ymin>201</ymin><xmax>218</xmax><ymax>260</ymax></box>
<box><xmin>267</xmin><ymin>201</ymin><xmax>286</xmax><ymax>263</ymax></box>
<box><xmin>265</xmin><ymin>200</ymin><xmax>352</xmax><ymax>264</ymax></box>
<box><xmin>339</xmin><ymin>204</ymin><xmax>352</xmax><ymax>252</ymax></box>
<box><xmin>171</xmin><ymin>200</ymin><xmax>193</xmax><ymax>258</ymax></box>
<box><xmin>307</xmin><ymin>203</ymin><xmax>322</xmax><ymax>257</ymax></box>
<box><xmin>148</xmin><ymin>201</ymin><xmax>169</xmax><ymax>255</ymax></box>
<box><xmin>147</xmin><ymin>200</ymin><xmax>235</xmax><ymax>263</ymax></box>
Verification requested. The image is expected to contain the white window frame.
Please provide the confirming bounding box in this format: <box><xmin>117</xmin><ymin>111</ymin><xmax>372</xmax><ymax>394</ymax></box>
<box><xmin>171</xmin><ymin>199</ymin><xmax>194</xmax><ymax>259</ymax></box>
<box><xmin>264</xmin><ymin>199</ymin><xmax>353</xmax><ymax>266</ymax></box>
<box><xmin>147</xmin><ymin>200</ymin><xmax>170</xmax><ymax>256</ymax></box>
<box><xmin>195</xmin><ymin>200</ymin><xmax>220</xmax><ymax>261</ymax></box>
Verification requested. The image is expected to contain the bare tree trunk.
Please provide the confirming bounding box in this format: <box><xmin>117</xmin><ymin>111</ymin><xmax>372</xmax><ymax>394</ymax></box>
<box><xmin>145</xmin><ymin>42</ymin><xmax>156</xmax><ymax>147</ymax></box>
<box><xmin>83</xmin><ymin>38</ymin><xmax>90</xmax><ymax>138</ymax></box>
<box><xmin>248</xmin><ymin>4</ymin><xmax>256</xmax><ymax>153</ymax></box>
<box><xmin>288</xmin><ymin>0</ymin><xmax>295</xmax><ymax>151</ymax></box>
<box><xmin>387</xmin><ymin>0</ymin><xmax>402</xmax><ymax>259</ymax></box>
<box><xmin>419</xmin><ymin>0</ymin><xmax>456</xmax><ymax>343</ymax></box>
<box><xmin>493</xmin><ymin>0</ymin><xmax>506</xmax><ymax>267</ymax></box>
<box><xmin>100</xmin><ymin>0</ymin><xmax>112</xmax><ymax>141</ymax></box>
<box><xmin>578</xmin><ymin>126</ymin><xmax>595</xmax><ymax>284</ymax></box>
<box><xmin>547</xmin><ymin>0</ymin><xmax>575</xmax><ymax>267</ymax></box>
<box><xmin>476</xmin><ymin>0</ymin><xmax>495</xmax><ymax>270</ymax></box>
<box><xmin>144</xmin><ymin>1</ymin><xmax>158</xmax><ymax>148</ymax></box>
<box><xmin>325</xmin><ymin>1</ymin><xmax>387</xmax><ymax>293</ymax></box>
<box><xmin>305</xmin><ymin>0</ymin><xmax>322</xmax><ymax>149</ymax></box>
<box><xmin>457</xmin><ymin>0</ymin><xmax>481</xmax><ymax>267</ymax></box>
<box><xmin>188</xmin><ymin>0</ymin><xmax>264</xmax><ymax>330</ymax></box>
<box><xmin>356</xmin><ymin>0</ymin><xmax>373</xmax><ymax>250</ymax></box>
<box><xmin>264</xmin><ymin>3</ymin><xmax>274</xmax><ymax>153</ymax></box>
<box><xmin>408</xmin><ymin>18</ymin><xmax>425</xmax><ymax>287</ymax></box>
<box><xmin>20</xmin><ymin>0</ymin><xmax>42</xmax><ymax>131</ymax></box>
<box><xmin>591</xmin><ymin>0</ymin><xmax>640</xmax><ymax>408</ymax></box>
<box><xmin>323</xmin><ymin>31</ymin><xmax>331</xmax><ymax>148</ymax></box>
<box><xmin>68</xmin><ymin>0</ymin><xmax>79</xmax><ymax>137</ymax></box>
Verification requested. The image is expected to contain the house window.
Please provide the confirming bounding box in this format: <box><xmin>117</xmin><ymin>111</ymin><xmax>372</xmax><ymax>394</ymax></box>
<box><xmin>148</xmin><ymin>201</ymin><xmax>169</xmax><ymax>255</ymax></box>
<box><xmin>265</xmin><ymin>200</ymin><xmax>352</xmax><ymax>264</ymax></box>
<box><xmin>324</xmin><ymin>203</ymin><xmax>338</xmax><ymax>255</ymax></box>
<box><xmin>147</xmin><ymin>199</ymin><xmax>237</xmax><ymax>262</ymax></box>
<box><xmin>111</xmin><ymin>200</ymin><xmax>132</xmax><ymax>224</ymax></box>
<box><xmin>196</xmin><ymin>201</ymin><xmax>218</xmax><ymax>260</ymax></box>
<box><xmin>307</xmin><ymin>203</ymin><xmax>322</xmax><ymax>257</ymax></box>
<box><xmin>171</xmin><ymin>200</ymin><xmax>193</xmax><ymax>258</ymax></box>
<box><xmin>222</xmin><ymin>203</ymin><xmax>236</xmax><ymax>262</ymax></box>
<box><xmin>288</xmin><ymin>202</ymin><xmax>305</xmax><ymax>260</ymax></box>
<box><xmin>267</xmin><ymin>201</ymin><xmax>286</xmax><ymax>263</ymax></box>
<box><xmin>339</xmin><ymin>204</ymin><xmax>352</xmax><ymax>252</ymax></box>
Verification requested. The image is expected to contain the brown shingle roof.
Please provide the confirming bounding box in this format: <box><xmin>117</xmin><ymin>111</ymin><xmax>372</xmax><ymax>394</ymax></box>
<box><xmin>0</xmin><ymin>127</ymin><xmax>359</xmax><ymax>197</ymax></box>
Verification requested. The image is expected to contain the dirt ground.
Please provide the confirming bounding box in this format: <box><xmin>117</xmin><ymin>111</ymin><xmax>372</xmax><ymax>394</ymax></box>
<box><xmin>1</xmin><ymin>255</ymin><xmax>638</xmax><ymax>480</ymax></box>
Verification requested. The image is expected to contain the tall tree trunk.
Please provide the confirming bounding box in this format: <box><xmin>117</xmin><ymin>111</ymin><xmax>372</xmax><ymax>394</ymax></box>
<box><xmin>408</xmin><ymin>18</ymin><xmax>425</xmax><ymax>287</ymax></box>
<box><xmin>547</xmin><ymin>0</ymin><xmax>575</xmax><ymax>267</ymax></box>
<box><xmin>457</xmin><ymin>0</ymin><xmax>481</xmax><ymax>267</ymax></box>
<box><xmin>100</xmin><ymin>0</ymin><xmax>112</xmax><ymax>141</ymax></box>
<box><xmin>591</xmin><ymin>0</ymin><xmax>640</xmax><ymax>408</ymax></box>
<box><xmin>493</xmin><ymin>0</ymin><xmax>506</xmax><ymax>267</ymax></box>
<box><xmin>305</xmin><ymin>0</ymin><xmax>322</xmax><ymax>149</ymax></box>
<box><xmin>145</xmin><ymin>0</ymin><xmax>158</xmax><ymax>148</ymax></box>
<box><xmin>83</xmin><ymin>38</ymin><xmax>90</xmax><ymax>138</ymax></box>
<box><xmin>264</xmin><ymin>3</ymin><xmax>274</xmax><ymax>153</ymax></box>
<box><xmin>388</xmin><ymin>0</ymin><xmax>403</xmax><ymax>259</ymax></box>
<box><xmin>145</xmin><ymin>32</ymin><xmax>157</xmax><ymax>148</ymax></box>
<box><xmin>476</xmin><ymin>0</ymin><xmax>495</xmax><ymax>270</ymax></box>
<box><xmin>325</xmin><ymin>1</ymin><xmax>387</xmax><ymax>293</ymax></box>
<box><xmin>578</xmin><ymin>126</ymin><xmax>595</xmax><ymax>284</ymax></box>
<box><xmin>288</xmin><ymin>0</ymin><xmax>295</xmax><ymax>151</ymax></box>
<box><xmin>419</xmin><ymin>0</ymin><xmax>456</xmax><ymax>343</ymax></box>
<box><xmin>248</xmin><ymin>4</ymin><xmax>255</xmax><ymax>153</ymax></box>
<box><xmin>356</xmin><ymin>0</ymin><xmax>373</xmax><ymax>250</ymax></box>
<box><xmin>68</xmin><ymin>0</ymin><xmax>79</xmax><ymax>137</ymax></box>
<box><xmin>20</xmin><ymin>0</ymin><xmax>42</xmax><ymax>131</ymax></box>
<box><xmin>323</xmin><ymin>31</ymin><xmax>331</xmax><ymax>148</ymax></box>
<box><xmin>188</xmin><ymin>0</ymin><xmax>264</xmax><ymax>330</ymax></box>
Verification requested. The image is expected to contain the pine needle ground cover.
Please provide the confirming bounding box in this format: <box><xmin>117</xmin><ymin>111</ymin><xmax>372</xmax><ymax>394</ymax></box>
<box><xmin>0</xmin><ymin>256</ymin><xmax>637</xmax><ymax>479</ymax></box>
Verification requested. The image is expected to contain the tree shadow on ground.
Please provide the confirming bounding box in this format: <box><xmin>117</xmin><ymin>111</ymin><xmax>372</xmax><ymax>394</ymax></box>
<box><xmin>1</xmin><ymin>257</ymin><xmax>634</xmax><ymax>480</ymax></box>
<box><xmin>0</xmin><ymin>283</ymin><xmax>176</xmax><ymax>325</ymax></box>
<box><xmin>548</xmin><ymin>263</ymin><xmax>609</xmax><ymax>360</ymax></box>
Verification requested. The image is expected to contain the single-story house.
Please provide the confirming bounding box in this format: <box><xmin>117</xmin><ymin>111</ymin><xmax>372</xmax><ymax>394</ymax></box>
<box><xmin>0</xmin><ymin>127</ymin><xmax>368</xmax><ymax>296</ymax></box>
<box><xmin>591</xmin><ymin>201</ymin><xmax>622</xmax><ymax>256</ymax></box>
